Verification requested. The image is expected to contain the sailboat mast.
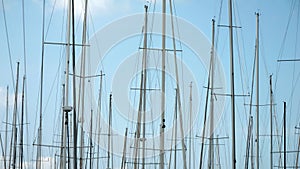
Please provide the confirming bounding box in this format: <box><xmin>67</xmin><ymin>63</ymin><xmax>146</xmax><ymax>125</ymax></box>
<box><xmin>244</xmin><ymin>116</ymin><xmax>253</xmax><ymax>169</ymax></box>
<box><xmin>89</xmin><ymin>109</ymin><xmax>93</xmax><ymax>169</ymax></box>
<box><xmin>216</xmin><ymin>136</ymin><xmax>221</xmax><ymax>169</ymax></box>
<box><xmin>174</xmin><ymin>89</ymin><xmax>178</xmax><ymax>169</ymax></box>
<box><xmin>61</xmin><ymin>84</ymin><xmax>66</xmax><ymax>169</ymax></box>
<box><xmin>189</xmin><ymin>82</ymin><xmax>192</xmax><ymax>169</ymax></box>
<box><xmin>208</xmin><ymin>18</ymin><xmax>216</xmax><ymax>169</ymax></box>
<box><xmin>251</xmin><ymin>135</ymin><xmax>254</xmax><ymax>169</ymax></box>
<box><xmin>96</xmin><ymin>71</ymin><xmax>103</xmax><ymax>169</ymax></box>
<box><xmin>270</xmin><ymin>75</ymin><xmax>273</xmax><ymax>169</ymax></box>
<box><xmin>283</xmin><ymin>102</ymin><xmax>286</xmax><ymax>169</ymax></box>
<box><xmin>36</xmin><ymin>0</ymin><xmax>46</xmax><ymax>167</ymax></box>
<box><xmin>79</xmin><ymin>0</ymin><xmax>88</xmax><ymax>168</ymax></box>
<box><xmin>160</xmin><ymin>0</ymin><xmax>166</xmax><ymax>168</ymax></box>
<box><xmin>61</xmin><ymin>0</ymin><xmax>72</xmax><ymax>168</ymax></box>
<box><xmin>133</xmin><ymin>6</ymin><xmax>148</xmax><ymax>168</ymax></box>
<box><xmin>0</xmin><ymin>134</ymin><xmax>6</xmax><ymax>169</ymax></box>
<box><xmin>107</xmin><ymin>94</ymin><xmax>112</xmax><ymax>169</ymax></box>
<box><xmin>19</xmin><ymin>76</ymin><xmax>25</xmax><ymax>169</ymax></box>
<box><xmin>71</xmin><ymin>0</ymin><xmax>78</xmax><ymax>167</ymax></box>
<box><xmin>228</xmin><ymin>0</ymin><xmax>236</xmax><ymax>168</ymax></box>
<box><xmin>168</xmin><ymin>0</ymin><xmax>187</xmax><ymax>168</ymax></box>
<box><xmin>4</xmin><ymin>86</ymin><xmax>8</xmax><ymax>169</ymax></box>
<box><xmin>255</xmin><ymin>12</ymin><xmax>260</xmax><ymax>169</ymax></box>
<box><xmin>121</xmin><ymin>128</ymin><xmax>128</xmax><ymax>169</ymax></box>
<box><xmin>199</xmin><ymin>48</ymin><xmax>212</xmax><ymax>169</ymax></box>
<box><xmin>12</xmin><ymin>62</ymin><xmax>20</xmax><ymax>169</ymax></box>
<box><xmin>12</xmin><ymin>129</ymin><xmax>17</xmax><ymax>169</ymax></box>
<box><xmin>142</xmin><ymin>5</ymin><xmax>148</xmax><ymax>169</ymax></box>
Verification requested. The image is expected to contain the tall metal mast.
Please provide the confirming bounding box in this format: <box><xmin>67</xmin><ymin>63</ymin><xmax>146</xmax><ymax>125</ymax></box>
<box><xmin>228</xmin><ymin>0</ymin><xmax>236</xmax><ymax>168</ymax></box>
<box><xmin>121</xmin><ymin>128</ymin><xmax>128</xmax><ymax>169</ymax></box>
<box><xmin>270</xmin><ymin>75</ymin><xmax>273</xmax><ymax>169</ymax></box>
<box><xmin>283</xmin><ymin>102</ymin><xmax>287</xmax><ymax>169</ymax></box>
<box><xmin>199</xmin><ymin>41</ymin><xmax>213</xmax><ymax>169</ymax></box>
<box><xmin>96</xmin><ymin>71</ymin><xmax>103</xmax><ymax>169</ymax></box>
<box><xmin>216</xmin><ymin>136</ymin><xmax>221</xmax><ymax>169</ymax></box>
<box><xmin>0</xmin><ymin>133</ymin><xmax>6</xmax><ymax>169</ymax></box>
<box><xmin>107</xmin><ymin>94</ymin><xmax>112</xmax><ymax>169</ymax></box>
<box><xmin>61</xmin><ymin>0</ymin><xmax>72</xmax><ymax>168</ymax></box>
<box><xmin>12</xmin><ymin>62</ymin><xmax>20</xmax><ymax>169</ymax></box>
<box><xmin>208</xmin><ymin>18</ymin><xmax>216</xmax><ymax>169</ymax></box>
<box><xmin>79</xmin><ymin>0</ymin><xmax>88</xmax><ymax>168</ymax></box>
<box><xmin>4</xmin><ymin>86</ymin><xmax>8</xmax><ymax>169</ymax></box>
<box><xmin>244</xmin><ymin>115</ymin><xmax>253</xmax><ymax>169</ymax></box>
<box><xmin>19</xmin><ymin>76</ymin><xmax>25</xmax><ymax>169</ymax></box>
<box><xmin>142</xmin><ymin>5</ymin><xmax>148</xmax><ymax>169</ymax></box>
<box><xmin>160</xmin><ymin>0</ymin><xmax>166</xmax><ymax>168</ymax></box>
<box><xmin>255</xmin><ymin>12</ymin><xmax>260</xmax><ymax>169</ymax></box>
<box><xmin>60</xmin><ymin>84</ymin><xmax>66</xmax><ymax>169</ymax></box>
<box><xmin>251</xmin><ymin>135</ymin><xmax>254</xmax><ymax>169</ymax></box>
<box><xmin>36</xmin><ymin>0</ymin><xmax>46</xmax><ymax>167</ymax></box>
<box><xmin>133</xmin><ymin>5</ymin><xmax>148</xmax><ymax>169</ymax></box>
<box><xmin>174</xmin><ymin>89</ymin><xmax>178</xmax><ymax>169</ymax></box>
<box><xmin>89</xmin><ymin>109</ymin><xmax>93</xmax><ymax>169</ymax></box>
<box><xmin>71</xmin><ymin>0</ymin><xmax>78</xmax><ymax>167</ymax></box>
<box><xmin>189</xmin><ymin>82</ymin><xmax>193</xmax><ymax>169</ymax></box>
<box><xmin>168</xmin><ymin>0</ymin><xmax>187</xmax><ymax>168</ymax></box>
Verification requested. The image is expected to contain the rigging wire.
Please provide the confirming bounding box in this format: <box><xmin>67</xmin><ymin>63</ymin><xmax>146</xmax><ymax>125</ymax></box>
<box><xmin>273</xmin><ymin>1</ymin><xmax>300</xmax><ymax>165</ymax></box>
<box><xmin>232</xmin><ymin>3</ymin><xmax>253</xmax><ymax>168</ymax></box>
<box><xmin>233</xmin><ymin>0</ymin><xmax>250</xmax><ymax>96</ymax></box>
<box><xmin>288</xmin><ymin>0</ymin><xmax>300</xmax><ymax>124</ymax></box>
<box><xmin>22</xmin><ymin>0</ymin><xmax>27</xmax><ymax>76</ymax></box>
<box><xmin>35</xmin><ymin>0</ymin><xmax>46</xmax><ymax>168</ymax></box>
<box><xmin>233</xmin><ymin>2</ymin><xmax>249</xmax><ymax>140</ymax></box>
<box><xmin>274</xmin><ymin>0</ymin><xmax>297</xmax><ymax>92</ymax></box>
<box><xmin>172</xmin><ymin>0</ymin><xmax>185</xmax><ymax>105</ymax></box>
<box><xmin>45</xmin><ymin>0</ymin><xmax>58</xmax><ymax>39</ymax></box>
<box><xmin>259</xmin><ymin>34</ymin><xmax>269</xmax><ymax>79</ymax></box>
<box><xmin>1</xmin><ymin>0</ymin><xmax>15</xmax><ymax>90</ymax></box>
<box><xmin>87</xmin><ymin>4</ymin><xmax>109</xmax><ymax>128</ymax></box>
<box><xmin>271</xmin><ymin>1</ymin><xmax>297</xmax><ymax>167</ymax></box>
<box><xmin>87</xmin><ymin>4</ymin><xmax>109</xmax><ymax>129</ymax></box>
<box><xmin>147</xmin><ymin>3</ymin><xmax>161</xmax><ymax>167</ymax></box>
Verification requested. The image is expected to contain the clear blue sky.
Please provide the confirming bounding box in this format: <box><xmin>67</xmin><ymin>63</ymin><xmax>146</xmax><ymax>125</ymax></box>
<box><xmin>0</xmin><ymin>0</ymin><xmax>299</xmax><ymax>169</ymax></box>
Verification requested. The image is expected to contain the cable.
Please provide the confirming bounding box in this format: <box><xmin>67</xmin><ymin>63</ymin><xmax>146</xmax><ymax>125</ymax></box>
<box><xmin>1</xmin><ymin>0</ymin><xmax>15</xmax><ymax>90</ymax></box>
<box><xmin>274</xmin><ymin>0</ymin><xmax>296</xmax><ymax>91</ymax></box>
<box><xmin>45</xmin><ymin>0</ymin><xmax>58</xmax><ymax>39</ymax></box>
